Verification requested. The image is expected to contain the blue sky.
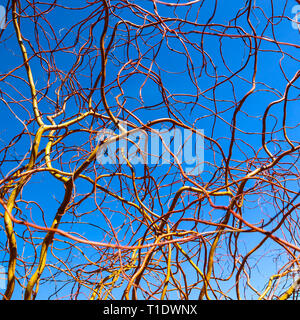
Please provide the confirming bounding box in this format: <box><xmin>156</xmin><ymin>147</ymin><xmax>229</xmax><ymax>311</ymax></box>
<box><xmin>0</xmin><ymin>0</ymin><xmax>300</xmax><ymax>300</ymax></box>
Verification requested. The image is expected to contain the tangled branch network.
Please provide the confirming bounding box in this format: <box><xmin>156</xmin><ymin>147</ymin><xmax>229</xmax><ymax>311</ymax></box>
<box><xmin>0</xmin><ymin>0</ymin><xmax>300</xmax><ymax>300</ymax></box>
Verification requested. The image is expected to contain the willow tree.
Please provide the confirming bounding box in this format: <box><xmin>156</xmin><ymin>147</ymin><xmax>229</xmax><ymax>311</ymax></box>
<box><xmin>0</xmin><ymin>0</ymin><xmax>300</xmax><ymax>300</ymax></box>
